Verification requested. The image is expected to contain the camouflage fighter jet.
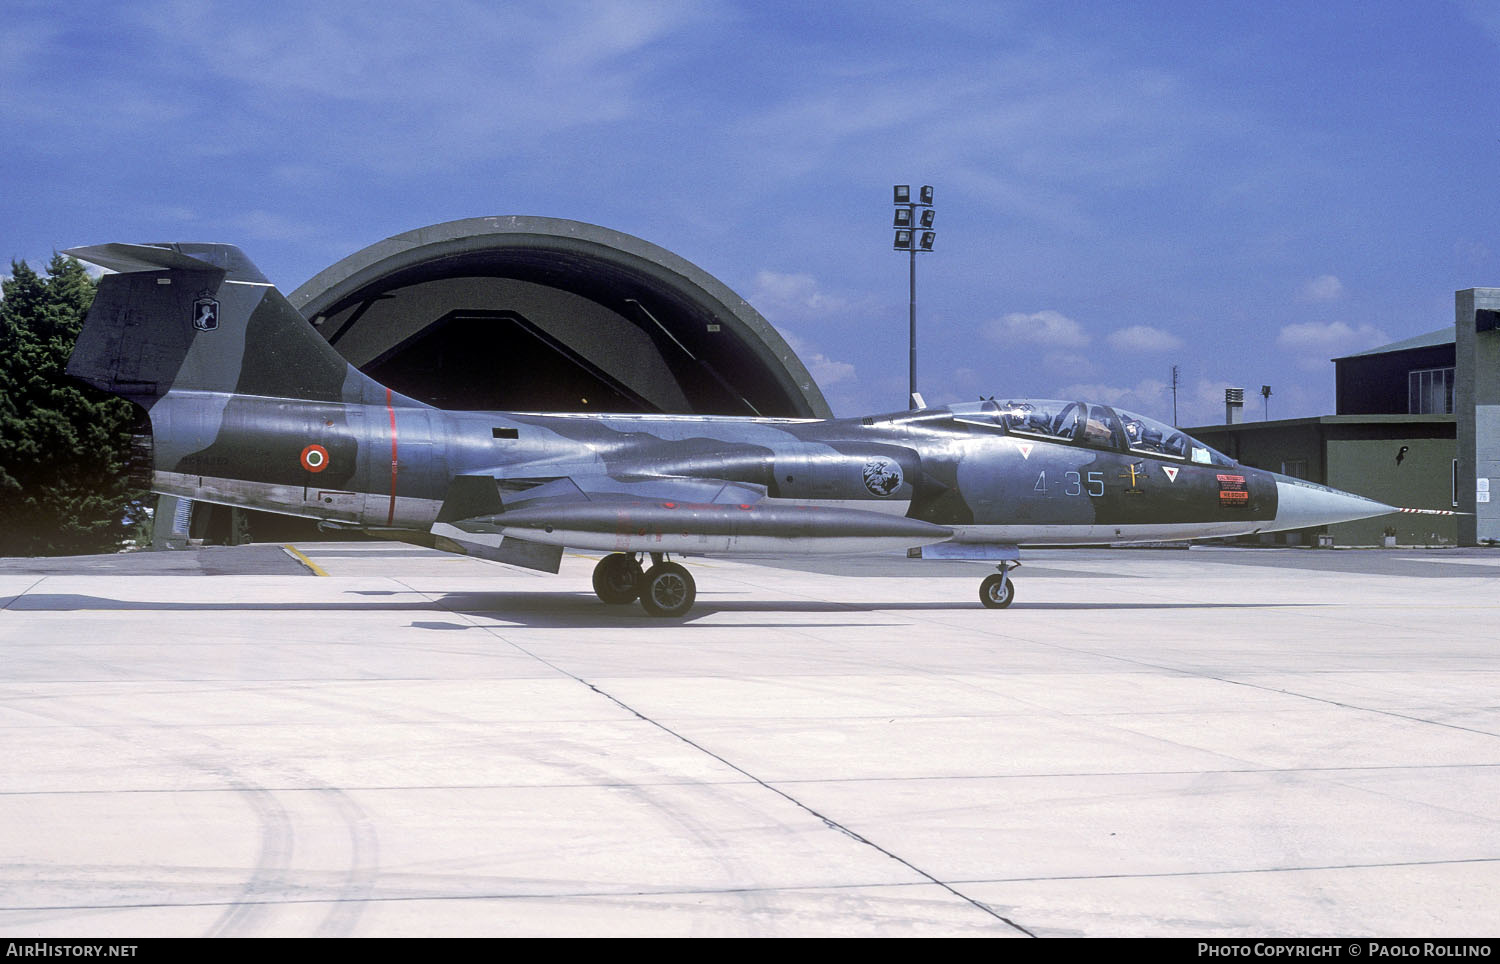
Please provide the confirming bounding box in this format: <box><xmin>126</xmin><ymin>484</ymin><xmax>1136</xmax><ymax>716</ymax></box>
<box><xmin>64</xmin><ymin>243</ymin><xmax>1430</xmax><ymax>616</ymax></box>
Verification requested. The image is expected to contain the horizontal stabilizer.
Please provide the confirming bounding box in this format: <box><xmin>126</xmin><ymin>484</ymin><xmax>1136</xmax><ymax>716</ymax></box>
<box><xmin>65</xmin><ymin>243</ymin><xmax>269</xmax><ymax>283</ymax></box>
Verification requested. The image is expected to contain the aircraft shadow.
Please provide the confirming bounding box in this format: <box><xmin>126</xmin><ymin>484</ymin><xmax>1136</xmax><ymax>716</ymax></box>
<box><xmin>5</xmin><ymin>593</ymin><xmax>1316</xmax><ymax>630</ymax></box>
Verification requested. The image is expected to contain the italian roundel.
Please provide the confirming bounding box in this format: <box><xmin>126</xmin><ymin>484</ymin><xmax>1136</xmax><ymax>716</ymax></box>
<box><xmin>301</xmin><ymin>444</ymin><xmax>330</xmax><ymax>473</ymax></box>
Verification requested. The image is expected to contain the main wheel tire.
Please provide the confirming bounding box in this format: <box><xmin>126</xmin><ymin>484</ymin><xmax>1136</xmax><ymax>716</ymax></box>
<box><xmin>979</xmin><ymin>572</ymin><xmax>1015</xmax><ymax>609</ymax></box>
<box><xmin>592</xmin><ymin>553</ymin><xmax>642</xmax><ymax>604</ymax></box>
<box><xmin>639</xmin><ymin>562</ymin><xmax>696</xmax><ymax>617</ymax></box>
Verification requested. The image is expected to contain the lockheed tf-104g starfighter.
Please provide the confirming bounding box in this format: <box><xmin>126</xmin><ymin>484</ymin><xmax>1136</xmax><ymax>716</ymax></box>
<box><xmin>64</xmin><ymin>243</ymin><xmax>1432</xmax><ymax>616</ymax></box>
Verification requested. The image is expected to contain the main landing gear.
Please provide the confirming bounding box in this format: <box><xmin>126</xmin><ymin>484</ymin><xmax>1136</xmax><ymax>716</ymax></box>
<box><xmin>979</xmin><ymin>559</ymin><xmax>1020</xmax><ymax>609</ymax></box>
<box><xmin>592</xmin><ymin>552</ymin><xmax>697</xmax><ymax>618</ymax></box>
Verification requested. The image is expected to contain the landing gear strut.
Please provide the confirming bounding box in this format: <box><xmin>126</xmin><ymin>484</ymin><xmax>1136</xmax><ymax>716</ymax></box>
<box><xmin>979</xmin><ymin>560</ymin><xmax>1019</xmax><ymax>609</ymax></box>
<box><xmin>592</xmin><ymin>552</ymin><xmax>697</xmax><ymax>617</ymax></box>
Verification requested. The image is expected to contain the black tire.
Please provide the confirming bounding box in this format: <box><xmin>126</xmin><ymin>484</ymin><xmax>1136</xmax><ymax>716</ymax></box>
<box><xmin>639</xmin><ymin>562</ymin><xmax>696</xmax><ymax>617</ymax></box>
<box><xmin>592</xmin><ymin>553</ymin><xmax>642</xmax><ymax>604</ymax></box>
<box><xmin>979</xmin><ymin>573</ymin><xmax>1015</xmax><ymax>609</ymax></box>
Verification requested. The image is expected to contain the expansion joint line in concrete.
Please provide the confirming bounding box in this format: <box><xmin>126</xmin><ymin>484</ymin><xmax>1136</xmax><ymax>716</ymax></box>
<box><xmin>1</xmin><ymin>577</ymin><xmax>46</xmax><ymax>611</ymax></box>
<box><xmin>568</xmin><ymin>673</ymin><xmax>1038</xmax><ymax>937</ymax></box>
<box><xmin>390</xmin><ymin>579</ymin><xmax>1035</xmax><ymax>936</ymax></box>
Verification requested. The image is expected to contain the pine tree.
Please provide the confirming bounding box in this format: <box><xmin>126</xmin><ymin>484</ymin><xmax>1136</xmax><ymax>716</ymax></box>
<box><xmin>0</xmin><ymin>255</ymin><xmax>146</xmax><ymax>555</ymax></box>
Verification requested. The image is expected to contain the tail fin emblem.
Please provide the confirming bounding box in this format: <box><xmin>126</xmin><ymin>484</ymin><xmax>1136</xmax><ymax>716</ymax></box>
<box><xmin>192</xmin><ymin>295</ymin><xmax>219</xmax><ymax>332</ymax></box>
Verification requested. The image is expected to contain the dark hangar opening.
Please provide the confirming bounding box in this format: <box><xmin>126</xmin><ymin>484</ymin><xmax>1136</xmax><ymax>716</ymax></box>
<box><xmin>169</xmin><ymin>217</ymin><xmax>831</xmax><ymax>548</ymax></box>
<box><xmin>289</xmin><ymin>217</ymin><xmax>829</xmax><ymax>418</ymax></box>
<box><xmin>363</xmin><ymin>310</ymin><xmax>662</xmax><ymax>413</ymax></box>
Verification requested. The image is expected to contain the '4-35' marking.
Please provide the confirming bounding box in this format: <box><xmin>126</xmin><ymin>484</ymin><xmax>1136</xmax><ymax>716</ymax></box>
<box><xmin>1035</xmin><ymin>470</ymin><xmax>1104</xmax><ymax>497</ymax></box>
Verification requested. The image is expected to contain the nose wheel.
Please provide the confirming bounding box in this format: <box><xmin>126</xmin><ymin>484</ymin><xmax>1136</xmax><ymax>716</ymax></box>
<box><xmin>979</xmin><ymin>560</ymin><xmax>1019</xmax><ymax>609</ymax></box>
<box><xmin>592</xmin><ymin>552</ymin><xmax>698</xmax><ymax>617</ymax></box>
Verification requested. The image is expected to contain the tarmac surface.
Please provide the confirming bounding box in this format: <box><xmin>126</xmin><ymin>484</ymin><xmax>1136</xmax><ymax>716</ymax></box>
<box><xmin>2</xmin><ymin>542</ymin><xmax>1498</xmax><ymax>937</ymax></box>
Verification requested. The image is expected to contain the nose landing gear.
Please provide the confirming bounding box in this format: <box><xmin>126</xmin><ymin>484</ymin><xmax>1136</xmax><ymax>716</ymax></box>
<box><xmin>978</xmin><ymin>559</ymin><xmax>1019</xmax><ymax>609</ymax></box>
<box><xmin>912</xmin><ymin>542</ymin><xmax>1022</xmax><ymax>611</ymax></box>
<box><xmin>592</xmin><ymin>552</ymin><xmax>697</xmax><ymax>617</ymax></box>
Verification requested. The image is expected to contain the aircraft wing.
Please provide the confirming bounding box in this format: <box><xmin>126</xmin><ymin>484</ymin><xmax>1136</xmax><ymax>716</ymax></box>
<box><xmin>433</xmin><ymin>473</ymin><xmax>952</xmax><ymax>556</ymax></box>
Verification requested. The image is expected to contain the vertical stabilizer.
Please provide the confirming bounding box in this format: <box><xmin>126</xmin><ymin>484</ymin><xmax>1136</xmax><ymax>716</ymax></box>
<box><xmin>64</xmin><ymin>243</ymin><xmax>407</xmax><ymax>408</ymax></box>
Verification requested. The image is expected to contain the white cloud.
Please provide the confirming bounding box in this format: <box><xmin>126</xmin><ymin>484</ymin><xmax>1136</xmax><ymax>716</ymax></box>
<box><xmin>749</xmin><ymin>271</ymin><xmax>849</xmax><ymax>320</ymax></box>
<box><xmin>1056</xmin><ymin>378</ymin><xmax>1171</xmax><ymax>419</ymax></box>
<box><xmin>779</xmin><ymin>330</ymin><xmax>855</xmax><ymax>387</ymax></box>
<box><xmin>985</xmin><ymin>310</ymin><xmax>1090</xmax><ymax>348</ymax></box>
<box><xmin>1106</xmin><ymin>325</ymin><xmax>1183</xmax><ymax>353</ymax></box>
<box><xmin>1189</xmin><ymin>377</ymin><xmax>1237</xmax><ymax>423</ymax></box>
<box><xmin>1276</xmin><ymin>320</ymin><xmax>1390</xmax><ymax>369</ymax></box>
<box><xmin>0</xmin><ymin>1</ymin><xmax>715</xmax><ymax>177</ymax></box>
<box><xmin>1298</xmin><ymin>274</ymin><xmax>1344</xmax><ymax>302</ymax></box>
<box><xmin>805</xmin><ymin>352</ymin><xmax>855</xmax><ymax>386</ymax></box>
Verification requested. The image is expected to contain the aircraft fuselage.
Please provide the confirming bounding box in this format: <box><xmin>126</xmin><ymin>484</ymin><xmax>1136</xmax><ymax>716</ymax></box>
<box><xmin>64</xmin><ymin>241</ymin><xmax>1403</xmax><ymax>615</ymax></box>
<box><xmin>144</xmin><ymin>390</ymin><xmax>1294</xmax><ymax>549</ymax></box>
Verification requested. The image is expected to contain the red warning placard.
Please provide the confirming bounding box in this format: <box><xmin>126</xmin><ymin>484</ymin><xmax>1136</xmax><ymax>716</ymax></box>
<box><xmin>1217</xmin><ymin>473</ymin><xmax>1247</xmax><ymax>505</ymax></box>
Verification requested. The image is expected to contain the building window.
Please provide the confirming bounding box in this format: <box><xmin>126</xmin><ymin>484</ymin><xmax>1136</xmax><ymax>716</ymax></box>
<box><xmin>1408</xmin><ymin>367</ymin><xmax>1454</xmax><ymax>414</ymax></box>
<box><xmin>1281</xmin><ymin>459</ymin><xmax>1308</xmax><ymax>480</ymax></box>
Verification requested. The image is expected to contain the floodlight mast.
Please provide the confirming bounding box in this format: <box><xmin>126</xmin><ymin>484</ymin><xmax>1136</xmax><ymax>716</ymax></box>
<box><xmin>893</xmin><ymin>184</ymin><xmax>935</xmax><ymax>409</ymax></box>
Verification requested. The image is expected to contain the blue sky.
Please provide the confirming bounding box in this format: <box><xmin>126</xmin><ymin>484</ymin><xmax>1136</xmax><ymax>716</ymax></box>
<box><xmin>5</xmin><ymin>0</ymin><xmax>1498</xmax><ymax>425</ymax></box>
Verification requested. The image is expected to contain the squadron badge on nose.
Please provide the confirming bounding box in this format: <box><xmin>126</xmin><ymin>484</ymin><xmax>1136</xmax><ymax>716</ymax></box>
<box><xmin>862</xmin><ymin>456</ymin><xmax>903</xmax><ymax>496</ymax></box>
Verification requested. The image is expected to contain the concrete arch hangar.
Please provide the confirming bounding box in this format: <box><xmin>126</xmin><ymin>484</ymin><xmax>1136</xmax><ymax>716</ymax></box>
<box><xmin>288</xmin><ymin>217</ymin><xmax>831</xmax><ymax>418</ymax></box>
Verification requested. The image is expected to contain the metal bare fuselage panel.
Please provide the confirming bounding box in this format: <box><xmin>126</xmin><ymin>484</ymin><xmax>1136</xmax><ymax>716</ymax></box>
<box><xmin>145</xmin><ymin>396</ymin><xmax>1281</xmax><ymax>546</ymax></box>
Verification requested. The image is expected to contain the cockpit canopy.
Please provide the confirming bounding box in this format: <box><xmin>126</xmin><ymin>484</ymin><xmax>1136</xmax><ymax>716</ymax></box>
<box><xmin>949</xmin><ymin>398</ymin><xmax>1236</xmax><ymax>466</ymax></box>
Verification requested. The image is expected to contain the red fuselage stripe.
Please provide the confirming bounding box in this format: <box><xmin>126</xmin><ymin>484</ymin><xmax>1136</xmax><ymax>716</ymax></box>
<box><xmin>386</xmin><ymin>388</ymin><xmax>399</xmax><ymax>525</ymax></box>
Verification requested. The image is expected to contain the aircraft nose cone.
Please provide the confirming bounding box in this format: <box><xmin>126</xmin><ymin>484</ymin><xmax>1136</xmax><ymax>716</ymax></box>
<box><xmin>1272</xmin><ymin>477</ymin><xmax>1394</xmax><ymax>531</ymax></box>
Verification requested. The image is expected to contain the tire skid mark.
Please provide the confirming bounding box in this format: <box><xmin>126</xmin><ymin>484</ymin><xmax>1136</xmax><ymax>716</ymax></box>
<box><xmin>515</xmin><ymin>736</ymin><xmax>775</xmax><ymax>926</ymax></box>
<box><xmin>9</xmin><ymin>693</ymin><xmax>379</xmax><ymax>937</ymax></box>
<box><xmin>312</xmin><ymin>787</ymin><xmax>380</xmax><ymax>937</ymax></box>
<box><xmin>207</xmin><ymin>779</ymin><xmax>294</xmax><ymax>937</ymax></box>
